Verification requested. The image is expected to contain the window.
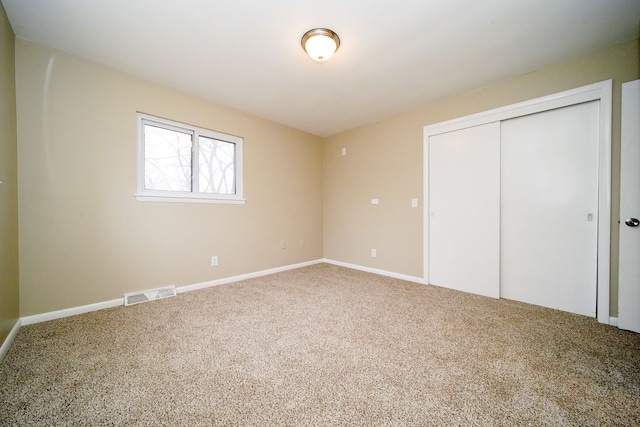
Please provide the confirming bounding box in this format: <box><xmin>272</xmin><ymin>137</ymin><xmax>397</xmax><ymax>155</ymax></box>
<box><xmin>136</xmin><ymin>114</ymin><xmax>244</xmax><ymax>204</ymax></box>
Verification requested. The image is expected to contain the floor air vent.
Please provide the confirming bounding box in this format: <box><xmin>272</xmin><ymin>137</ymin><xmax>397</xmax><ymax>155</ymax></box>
<box><xmin>124</xmin><ymin>286</ymin><xmax>176</xmax><ymax>306</ymax></box>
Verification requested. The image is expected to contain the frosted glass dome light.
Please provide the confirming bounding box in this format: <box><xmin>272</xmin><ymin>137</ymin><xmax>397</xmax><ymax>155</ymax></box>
<box><xmin>301</xmin><ymin>28</ymin><xmax>340</xmax><ymax>62</ymax></box>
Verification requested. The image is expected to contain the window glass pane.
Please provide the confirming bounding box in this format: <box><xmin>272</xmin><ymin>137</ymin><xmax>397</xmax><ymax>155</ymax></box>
<box><xmin>144</xmin><ymin>124</ymin><xmax>192</xmax><ymax>192</ymax></box>
<box><xmin>198</xmin><ymin>136</ymin><xmax>235</xmax><ymax>194</ymax></box>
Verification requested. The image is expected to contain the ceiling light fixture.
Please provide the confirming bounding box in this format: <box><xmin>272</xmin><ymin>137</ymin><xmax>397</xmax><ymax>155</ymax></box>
<box><xmin>301</xmin><ymin>28</ymin><xmax>340</xmax><ymax>62</ymax></box>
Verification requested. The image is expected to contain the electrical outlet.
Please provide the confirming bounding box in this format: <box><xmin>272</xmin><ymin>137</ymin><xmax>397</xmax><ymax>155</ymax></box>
<box><xmin>300</xmin><ymin>240</ymin><xmax>305</xmax><ymax>249</ymax></box>
<box><xmin>411</xmin><ymin>198</ymin><xmax>418</xmax><ymax>208</ymax></box>
<box><xmin>341</xmin><ymin>147</ymin><xmax>347</xmax><ymax>156</ymax></box>
<box><xmin>371</xmin><ymin>249</ymin><xmax>377</xmax><ymax>257</ymax></box>
<box><xmin>210</xmin><ymin>256</ymin><xmax>218</xmax><ymax>267</ymax></box>
<box><xmin>281</xmin><ymin>240</ymin><xmax>286</xmax><ymax>249</ymax></box>
<box><xmin>371</xmin><ymin>198</ymin><xmax>379</xmax><ymax>205</ymax></box>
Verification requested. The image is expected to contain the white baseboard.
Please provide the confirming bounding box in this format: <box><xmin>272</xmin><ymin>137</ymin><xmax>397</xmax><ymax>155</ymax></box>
<box><xmin>177</xmin><ymin>259</ymin><xmax>324</xmax><ymax>293</ymax></box>
<box><xmin>609</xmin><ymin>317</ymin><xmax>618</xmax><ymax>327</ymax></box>
<box><xmin>18</xmin><ymin>259</ymin><xmax>326</xmax><ymax>327</ymax></box>
<box><xmin>322</xmin><ymin>258</ymin><xmax>427</xmax><ymax>285</ymax></box>
<box><xmin>0</xmin><ymin>319</ymin><xmax>22</xmax><ymax>363</ymax></box>
<box><xmin>21</xmin><ymin>298</ymin><xmax>123</xmax><ymax>326</ymax></box>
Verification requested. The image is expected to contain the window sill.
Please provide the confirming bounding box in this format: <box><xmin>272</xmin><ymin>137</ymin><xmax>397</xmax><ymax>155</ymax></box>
<box><xmin>134</xmin><ymin>194</ymin><xmax>246</xmax><ymax>205</ymax></box>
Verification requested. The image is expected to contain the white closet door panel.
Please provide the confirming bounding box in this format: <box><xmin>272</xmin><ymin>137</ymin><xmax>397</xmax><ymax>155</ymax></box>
<box><xmin>501</xmin><ymin>101</ymin><xmax>599</xmax><ymax>317</ymax></box>
<box><xmin>429</xmin><ymin>122</ymin><xmax>500</xmax><ymax>298</ymax></box>
<box><xmin>619</xmin><ymin>79</ymin><xmax>640</xmax><ymax>333</ymax></box>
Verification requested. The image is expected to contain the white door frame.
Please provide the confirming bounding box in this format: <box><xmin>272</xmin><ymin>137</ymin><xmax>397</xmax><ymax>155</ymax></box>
<box><xmin>618</xmin><ymin>79</ymin><xmax>640</xmax><ymax>333</ymax></box>
<box><xmin>423</xmin><ymin>80</ymin><xmax>612</xmax><ymax>324</ymax></box>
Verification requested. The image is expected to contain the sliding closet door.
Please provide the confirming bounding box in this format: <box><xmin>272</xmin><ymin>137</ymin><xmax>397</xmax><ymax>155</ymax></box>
<box><xmin>501</xmin><ymin>101</ymin><xmax>599</xmax><ymax>317</ymax></box>
<box><xmin>429</xmin><ymin>122</ymin><xmax>500</xmax><ymax>298</ymax></box>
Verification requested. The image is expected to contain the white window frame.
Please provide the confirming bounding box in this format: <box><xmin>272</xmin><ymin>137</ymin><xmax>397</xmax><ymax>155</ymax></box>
<box><xmin>135</xmin><ymin>113</ymin><xmax>245</xmax><ymax>204</ymax></box>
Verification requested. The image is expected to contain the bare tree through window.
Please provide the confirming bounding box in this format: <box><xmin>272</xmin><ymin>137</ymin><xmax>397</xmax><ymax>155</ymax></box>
<box><xmin>199</xmin><ymin>136</ymin><xmax>235</xmax><ymax>194</ymax></box>
<box><xmin>144</xmin><ymin>124</ymin><xmax>192</xmax><ymax>192</ymax></box>
<box><xmin>139</xmin><ymin>115</ymin><xmax>242</xmax><ymax>201</ymax></box>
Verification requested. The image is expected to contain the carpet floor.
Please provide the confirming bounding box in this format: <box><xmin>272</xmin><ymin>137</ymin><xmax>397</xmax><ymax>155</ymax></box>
<box><xmin>1</xmin><ymin>263</ymin><xmax>639</xmax><ymax>426</ymax></box>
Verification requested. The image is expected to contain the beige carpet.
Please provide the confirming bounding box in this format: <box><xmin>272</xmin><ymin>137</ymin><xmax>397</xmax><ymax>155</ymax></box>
<box><xmin>1</xmin><ymin>263</ymin><xmax>639</xmax><ymax>426</ymax></box>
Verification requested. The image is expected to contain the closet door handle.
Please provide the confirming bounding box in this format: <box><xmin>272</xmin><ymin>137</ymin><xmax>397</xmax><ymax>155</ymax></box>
<box><xmin>625</xmin><ymin>218</ymin><xmax>639</xmax><ymax>227</ymax></box>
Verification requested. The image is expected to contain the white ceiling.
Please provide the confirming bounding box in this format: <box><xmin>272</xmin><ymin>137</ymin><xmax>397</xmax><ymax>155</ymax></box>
<box><xmin>3</xmin><ymin>0</ymin><xmax>639</xmax><ymax>137</ymax></box>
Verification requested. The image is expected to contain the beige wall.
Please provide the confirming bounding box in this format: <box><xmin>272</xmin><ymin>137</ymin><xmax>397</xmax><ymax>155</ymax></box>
<box><xmin>323</xmin><ymin>39</ymin><xmax>640</xmax><ymax>316</ymax></box>
<box><xmin>11</xmin><ymin>36</ymin><xmax>640</xmax><ymax>319</ymax></box>
<box><xmin>0</xmin><ymin>3</ymin><xmax>19</xmax><ymax>342</ymax></box>
<box><xmin>16</xmin><ymin>40</ymin><xmax>324</xmax><ymax>316</ymax></box>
